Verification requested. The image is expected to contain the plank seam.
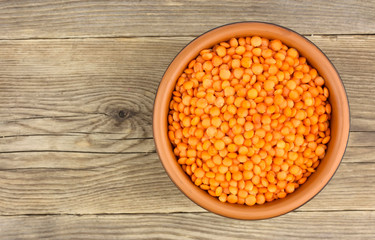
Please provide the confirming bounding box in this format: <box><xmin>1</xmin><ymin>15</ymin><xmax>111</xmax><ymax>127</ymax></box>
<box><xmin>0</xmin><ymin>33</ymin><xmax>374</xmax><ymax>41</ymax></box>
<box><xmin>0</xmin><ymin>209</ymin><xmax>373</xmax><ymax>217</ymax></box>
<box><xmin>0</xmin><ymin>150</ymin><xmax>156</xmax><ymax>154</ymax></box>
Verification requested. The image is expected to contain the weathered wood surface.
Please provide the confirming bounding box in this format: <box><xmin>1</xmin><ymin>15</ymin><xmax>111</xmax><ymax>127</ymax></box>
<box><xmin>0</xmin><ymin>211</ymin><xmax>374</xmax><ymax>240</ymax></box>
<box><xmin>0</xmin><ymin>36</ymin><xmax>374</xmax><ymax>139</ymax></box>
<box><xmin>0</xmin><ymin>152</ymin><xmax>374</xmax><ymax>215</ymax></box>
<box><xmin>0</xmin><ymin>0</ymin><xmax>374</xmax><ymax>39</ymax></box>
<box><xmin>0</xmin><ymin>131</ymin><xmax>373</xmax><ymax>156</ymax></box>
<box><xmin>1</xmin><ymin>0</ymin><xmax>375</xmax><ymax>239</ymax></box>
<box><xmin>0</xmin><ymin>35</ymin><xmax>374</xmax><ymax>215</ymax></box>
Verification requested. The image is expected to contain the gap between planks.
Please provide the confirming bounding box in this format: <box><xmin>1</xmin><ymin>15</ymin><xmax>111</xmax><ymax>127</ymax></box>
<box><xmin>0</xmin><ymin>33</ymin><xmax>374</xmax><ymax>41</ymax></box>
<box><xmin>1</xmin><ymin>209</ymin><xmax>374</xmax><ymax>217</ymax></box>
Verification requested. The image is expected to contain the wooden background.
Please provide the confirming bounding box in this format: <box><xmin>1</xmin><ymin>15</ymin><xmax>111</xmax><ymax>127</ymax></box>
<box><xmin>0</xmin><ymin>0</ymin><xmax>374</xmax><ymax>239</ymax></box>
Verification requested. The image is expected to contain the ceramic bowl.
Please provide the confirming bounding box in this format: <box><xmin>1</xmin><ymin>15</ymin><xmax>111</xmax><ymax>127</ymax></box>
<box><xmin>153</xmin><ymin>22</ymin><xmax>350</xmax><ymax>220</ymax></box>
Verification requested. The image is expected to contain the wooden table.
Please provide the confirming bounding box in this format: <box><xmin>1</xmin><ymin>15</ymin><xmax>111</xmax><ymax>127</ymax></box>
<box><xmin>0</xmin><ymin>1</ymin><xmax>374</xmax><ymax>239</ymax></box>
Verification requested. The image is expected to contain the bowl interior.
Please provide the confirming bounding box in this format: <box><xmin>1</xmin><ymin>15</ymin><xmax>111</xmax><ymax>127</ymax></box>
<box><xmin>153</xmin><ymin>22</ymin><xmax>350</xmax><ymax>219</ymax></box>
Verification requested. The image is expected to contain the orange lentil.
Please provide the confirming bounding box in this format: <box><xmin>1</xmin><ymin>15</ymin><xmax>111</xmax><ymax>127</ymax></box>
<box><xmin>252</xmin><ymin>63</ymin><xmax>264</xmax><ymax>75</ymax></box>
<box><xmin>285</xmin><ymin>183</ymin><xmax>295</xmax><ymax>193</ymax></box>
<box><xmin>315</xmin><ymin>145</ymin><xmax>325</xmax><ymax>156</ymax></box>
<box><xmin>270</xmin><ymin>39</ymin><xmax>282</xmax><ymax>51</ymax></box>
<box><xmin>216</xmin><ymin>46</ymin><xmax>227</xmax><ymax>57</ymax></box>
<box><xmin>247</xmin><ymin>88</ymin><xmax>258</xmax><ymax>99</ymax></box>
<box><xmin>168</xmin><ymin>36</ymin><xmax>331</xmax><ymax>205</ymax></box>
<box><xmin>264</xmin><ymin>80</ymin><xmax>275</xmax><ymax>91</ymax></box>
<box><xmin>227</xmin><ymin>194</ymin><xmax>238</xmax><ymax>203</ymax></box>
<box><xmin>244</xmin><ymin>195</ymin><xmax>256</xmax><ymax>206</ymax></box>
<box><xmin>220</xmin><ymin>69</ymin><xmax>231</xmax><ymax>80</ymax></box>
<box><xmin>251</xmin><ymin>36</ymin><xmax>262</xmax><ymax>47</ymax></box>
<box><xmin>315</xmin><ymin>76</ymin><xmax>325</xmax><ymax>86</ymax></box>
<box><xmin>256</xmin><ymin>194</ymin><xmax>266</xmax><ymax>204</ymax></box>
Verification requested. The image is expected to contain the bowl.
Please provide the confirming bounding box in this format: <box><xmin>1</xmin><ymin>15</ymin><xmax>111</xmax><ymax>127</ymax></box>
<box><xmin>153</xmin><ymin>22</ymin><xmax>350</xmax><ymax>220</ymax></box>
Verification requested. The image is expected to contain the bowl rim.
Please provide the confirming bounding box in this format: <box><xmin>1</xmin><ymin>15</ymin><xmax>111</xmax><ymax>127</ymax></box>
<box><xmin>153</xmin><ymin>21</ymin><xmax>350</xmax><ymax>220</ymax></box>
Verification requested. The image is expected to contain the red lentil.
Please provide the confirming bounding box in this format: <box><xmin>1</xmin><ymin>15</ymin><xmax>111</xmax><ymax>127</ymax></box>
<box><xmin>168</xmin><ymin>36</ymin><xmax>331</xmax><ymax>205</ymax></box>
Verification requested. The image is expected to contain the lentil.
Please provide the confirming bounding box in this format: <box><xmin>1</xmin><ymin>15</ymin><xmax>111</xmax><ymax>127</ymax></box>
<box><xmin>168</xmin><ymin>36</ymin><xmax>331</xmax><ymax>205</ymax></box>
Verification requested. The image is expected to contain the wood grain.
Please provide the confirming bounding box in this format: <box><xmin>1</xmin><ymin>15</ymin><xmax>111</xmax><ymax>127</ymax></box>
<box><xmin>0</xmin><ymin>35</ymin><xmax>374</xmax><ymax>143</ymax></box>
<box><xmin>0</xmin><ymin>0</ymin><xmax>374</xmax><ymax>40</ymax></box>
<box><xmin>0</xmin><ymin>211</ymin><xmax>374</xmax><ymax>240</ymax></box>
<box><xmin>0</xmin><ymin>131</ymin><xmax>371</xmax><ymax>155</ymax></box>
<box><xmin>0</xmin><ymin>135</ymin><xmax>155</xmax><ymax>154</ymax></box>
<box><xmin>0</xmin><ymin>1</ymin><xmax>374</xmax><ymax>238</ymax></box>
<box><xmin>0</xmin><ymin>35</ymin><xmax>374</xmax><ymax>216</ymax></box>
<box><xmin>0</xmin><ymin>151</ymin><xmax>374</xmax><ymax>215</ymax></box>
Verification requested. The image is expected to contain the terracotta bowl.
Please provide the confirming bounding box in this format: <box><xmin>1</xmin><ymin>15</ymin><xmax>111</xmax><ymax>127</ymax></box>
<box><xmin>153</xmin><ymin>22</ymin><xmax>350</xmax><ymax>220</ymax></box>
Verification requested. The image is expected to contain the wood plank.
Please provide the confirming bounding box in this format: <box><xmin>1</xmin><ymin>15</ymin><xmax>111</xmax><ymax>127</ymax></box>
<box><xmin>0</xmin><ymin>132</ymin><xmax>373</xmax><ymax>169</ymax></box>
<box><xmin>0</xmin><ymin>153</ymin><xmax>201</xmax><ymax>215</ymax></box>
<box><xmin>0</xmin><ymin>131</ymin><xmax>371</xmax><ymax>155</ymax></box>
<box><xmin>0</xmin><ymin>134</ymin><xmax>155</xmax><ymax>154</ymax></box>
<box><xmin>311</xmin><ymin>35</ymin><xmax>375</xmax><ymax>131</ymax></box>
<box><xmin>347</xmin><ymin>131</ymin><xmax>375</xmax><ymax>147</ymax></box>
<box><xmin>0</xmin><ymin>150</ymin><xmax>374</xmax><ymax>215</ymax></box>
<box><xmin>0</xmin><ymin>35</ymin><xmax>374</xmax><ymax>142</ymax></box>
<box><xmin>0</xmin><ymin>211</ymin><xmax>374</xmax><ymax>239</ymax></box>
<box><xmin>0</xmin><ymin>0</ymin><xmax>374</xmax><ymax>39</ymax></box>
<box><xmin>0</xmin><ymin>36</ymin><xmax>374</xmax><ymax>215</ymax></box>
